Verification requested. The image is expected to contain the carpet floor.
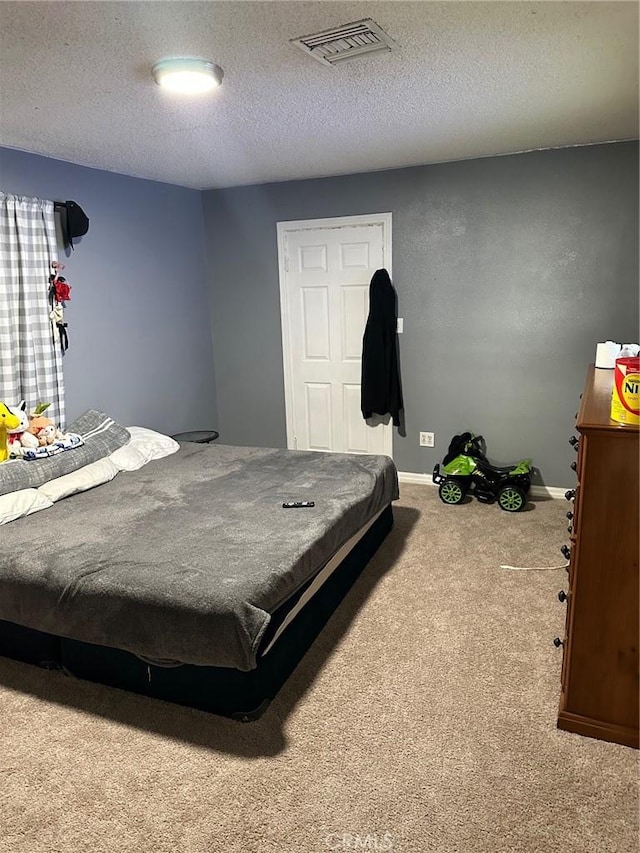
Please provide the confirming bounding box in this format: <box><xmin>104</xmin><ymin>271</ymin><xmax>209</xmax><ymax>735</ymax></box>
<box><xmin>0</xmin><ymin>484</ymin><xmax>637</xmax><ymax>853</ymax></box>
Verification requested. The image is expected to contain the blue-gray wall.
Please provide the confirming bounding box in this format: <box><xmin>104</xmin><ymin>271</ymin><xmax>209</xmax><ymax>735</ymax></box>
<box><xmin>202</xmin><ymin>142</ymin><xmax>639</xmax><ymax>487</ymax></box>
<box><xmin>2</xmin><ymin>143</ymin><xmax>637</xmax><ymax>486</ymax></box>
<box><xmin>0</xmin><ymin>147</ymin><xmax>217</xmax><ymax>434</ymax></box>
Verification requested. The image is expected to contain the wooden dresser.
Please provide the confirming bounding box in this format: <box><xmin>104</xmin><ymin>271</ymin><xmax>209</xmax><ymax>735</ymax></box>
<box><xmin>557</xmin><ymin>364</ymin><xmax>639</xmax><ymax>748</ymax></box>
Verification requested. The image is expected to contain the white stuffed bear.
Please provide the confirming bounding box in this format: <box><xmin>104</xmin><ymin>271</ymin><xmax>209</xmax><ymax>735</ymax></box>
<box><xmin>37</xmin><ymin>423</ymin><xmax>60</xmax><ymax>446</ymax></box>
<box><xmin>7</xmin><ymin>401</ymin><xmax>39</xmax><ymax>458</ymax></box>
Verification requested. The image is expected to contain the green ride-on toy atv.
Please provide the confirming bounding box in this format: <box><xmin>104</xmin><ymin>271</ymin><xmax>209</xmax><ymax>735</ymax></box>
<box><xmin>432</xmin><ymin>432</ymin><xmax>532</xmax><ymax>512</ymax></box>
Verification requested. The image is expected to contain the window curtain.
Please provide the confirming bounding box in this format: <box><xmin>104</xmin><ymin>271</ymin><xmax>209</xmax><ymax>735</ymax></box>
<box><xmin>0</xmin><ymin>192</ymin><xmax>65</xmax><ymax>427</ymax></box>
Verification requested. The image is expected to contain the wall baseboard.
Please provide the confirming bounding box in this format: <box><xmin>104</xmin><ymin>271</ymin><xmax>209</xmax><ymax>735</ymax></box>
<box><xmin>397</xmin><ymin>471</ymin><xmax>569</xmax><ymax>500</ymax></box>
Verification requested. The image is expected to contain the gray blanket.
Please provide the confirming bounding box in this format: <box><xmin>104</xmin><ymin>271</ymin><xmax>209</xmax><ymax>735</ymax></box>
<box><xmin>0</xmin><ymin>444</ymin><xmax>398</xmax><ymax>670</ymax></box>
<box><xmin>0</xmin><ymin>410</ymin><xmax>131</xmax><ymax>496</ymax></box>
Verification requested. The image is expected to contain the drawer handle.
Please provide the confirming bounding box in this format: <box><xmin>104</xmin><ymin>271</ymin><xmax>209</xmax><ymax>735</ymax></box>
<box><xmin>566</xmin><ymin>511</ymin><xmax>573</xmax><ymax>520</ymax></box>
<box><xmin>565</xmin><ymin>489</ymin><xmax>576</xmax><ymax>501</ymax></box>
<box><xmin>567</xmin><ymin>524</ymin><xmax>573</xmax><ymax>535</ymax></box>
<box><xmin>569</xmin><ymin>436</ymin><xmax>579</xmax><ymax>449</ymax></box>
<box><xmin>560</xmin><ymin>544</ymin><xmax>571</xmax><ymax>560</ymax></box>
<box><xmin>558</xmin><ymin>590</ymin><xmax>568</xmax><ymax>603</ymax></box>
<box><xmin>570</xmin><ymin>461</ymin><xmax>577</xmax><ymax>472</ymax></box>
<box><xmin>553</xmin><ymin>637</ymin><xmax>564</xmax><ymax>648</ymax></box>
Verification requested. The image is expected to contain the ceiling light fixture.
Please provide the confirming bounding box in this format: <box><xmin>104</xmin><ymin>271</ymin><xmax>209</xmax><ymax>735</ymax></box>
<box><xmin>152</xmin><ymin>58</ymin><xmax>224</xmax><ymax>94</ymax></box>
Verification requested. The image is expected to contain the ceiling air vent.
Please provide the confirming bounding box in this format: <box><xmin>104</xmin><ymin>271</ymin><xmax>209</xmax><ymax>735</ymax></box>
<box><xmin>291</xmin><ymin>18</ymin><xmax>398</xmax><ymax>67</ymax></box>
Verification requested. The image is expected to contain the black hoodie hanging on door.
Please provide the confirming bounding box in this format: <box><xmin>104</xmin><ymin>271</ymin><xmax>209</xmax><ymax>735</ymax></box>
<box><xmin>361</xmin><ymin>268</ymin><xmax>403</xmax><ymax>427</ymax></box>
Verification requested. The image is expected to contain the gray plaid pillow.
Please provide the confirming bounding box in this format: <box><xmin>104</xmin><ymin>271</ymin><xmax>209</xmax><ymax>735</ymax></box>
<box><xmin>0</xmin><ymin>410</ymin><xmax>130</xmax><ymax>496</ymax></box>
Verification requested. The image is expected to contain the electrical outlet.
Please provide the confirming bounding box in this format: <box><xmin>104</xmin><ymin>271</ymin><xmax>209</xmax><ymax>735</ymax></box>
<box><xmin>419</xmin><ymin>431</ymin><xmax>435</xmax><ymax>447</ymax></box>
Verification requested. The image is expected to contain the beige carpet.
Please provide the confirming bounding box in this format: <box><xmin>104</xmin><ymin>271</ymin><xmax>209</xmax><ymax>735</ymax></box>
<box><xmin>0</xmin><ymin>485</ymin><xmax>637</xmax><ymax>853</ymax></box>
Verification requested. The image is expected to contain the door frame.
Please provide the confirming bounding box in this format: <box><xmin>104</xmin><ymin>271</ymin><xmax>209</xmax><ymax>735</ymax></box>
<box><xmin>276</xmin><ymin>212</ymin><xmax>393</xmax><ymax>457</ymax></box>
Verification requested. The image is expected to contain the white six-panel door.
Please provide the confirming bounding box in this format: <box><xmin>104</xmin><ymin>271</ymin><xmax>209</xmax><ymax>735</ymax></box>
<box><xmin>277</xmin><ymin>214</ymin><xmax>393</xmax><ymax>457</ymax></box>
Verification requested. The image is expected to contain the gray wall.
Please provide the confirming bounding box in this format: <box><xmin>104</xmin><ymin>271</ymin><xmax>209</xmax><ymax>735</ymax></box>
<box><xmin>202</xmin><ymin>142</ymin><xmax>639</xmax><ymax>487</ymax></box>
<box><xmin>0</xmin><ymin>147</ymin><xmax>217</xmax><ymax>434</ymax></box>
<box><xmin>2</xmin><ymin>143</ymin><xmax>636</xmax><ymax>485</ymax></box>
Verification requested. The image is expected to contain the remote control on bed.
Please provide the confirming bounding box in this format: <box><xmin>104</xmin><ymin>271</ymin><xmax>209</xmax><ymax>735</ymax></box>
<box><xmin>282</xmin><ymin>501</ymin><xmax>315</xmax><ymax>508</ymax></box>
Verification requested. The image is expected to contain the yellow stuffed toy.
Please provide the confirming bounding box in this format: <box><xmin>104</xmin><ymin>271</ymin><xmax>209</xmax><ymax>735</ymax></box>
<box><xmin>0</xmin><ymin>402</ymin><xmax>21</xmax><ymax>463</ymax></box>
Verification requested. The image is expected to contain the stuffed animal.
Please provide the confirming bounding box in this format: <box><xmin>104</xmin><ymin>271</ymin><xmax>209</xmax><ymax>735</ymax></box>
<box><xmin>6</xmin><ymin>401</ymin><xmax>38</xmax><ymax>458</ymax></box>
<box><xmin>27</xmin><ymin>414</ymin><xmax>59</xmax><ymax>446</ymax></box>
<box><xmin>0</xmin><ymin>402</ymin><xmax>21</xmax><ymax>463</ymax></box>
<box><xmin>49</xmin><ymin>262</ymin><xmax>71</xmax><ymax>352</ymax></box>
<box><xmin>37</xmin><ymin>423</ymin><xmax>60</xmax><ymax>446</ymax></box>
<box><xmin>23</xmin><ymin>402</ymin><xmax>65</xmax><ymax>448</ymax></box>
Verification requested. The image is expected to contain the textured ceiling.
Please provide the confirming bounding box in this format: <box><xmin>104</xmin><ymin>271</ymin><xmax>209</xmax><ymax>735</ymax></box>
<box><xmin>0</xmin><ymin>1</ymin><xmax>637</xmax><ymax>189</ymax></box>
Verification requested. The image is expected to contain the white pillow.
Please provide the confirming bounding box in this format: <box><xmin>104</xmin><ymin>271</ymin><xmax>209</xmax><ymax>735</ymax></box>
<box><xmin>38</xmin><ymin>457</ymin><xmax>119</xmax><ymax>503</ymax></box>
<box><xmin>0</xmin><ymin>488</ymin><xmax>53</xmax><ymax>525</ymax></box>
<box><xmin>109</xmin><ymin>426</ymin><xmax>179</xmax><ymax>472</ymax></box>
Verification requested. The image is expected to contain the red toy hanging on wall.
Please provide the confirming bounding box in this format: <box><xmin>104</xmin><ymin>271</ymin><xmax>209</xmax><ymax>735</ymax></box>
<box><xmin>49</xmin><ymin>261</ymin><xmax>71</xmax><ymax>352</ymax></box>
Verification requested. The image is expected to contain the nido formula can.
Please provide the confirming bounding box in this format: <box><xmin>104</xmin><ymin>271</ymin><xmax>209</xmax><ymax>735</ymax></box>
<box><xmin>611</xmin><ymin>357</ymin><xmax>640</xmax><ymax>426</ymax></box>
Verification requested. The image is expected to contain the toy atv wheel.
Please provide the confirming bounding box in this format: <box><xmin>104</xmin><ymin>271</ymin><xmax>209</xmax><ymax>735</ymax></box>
<box><xmin>438</xmin><ymin>478</ymin><xmax>467</xmax><ymax>505</ymax></box>
<box><xmin>497</xmin><ymin>485</ymin><xmax>526</xmax><ymax>512</ymax></box>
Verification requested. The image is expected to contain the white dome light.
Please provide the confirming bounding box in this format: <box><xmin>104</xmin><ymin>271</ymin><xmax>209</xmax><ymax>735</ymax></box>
<box><xmin>152</xmin><ymin>58</ymin><xmax>224</xmax><ymax>94</ymax></box>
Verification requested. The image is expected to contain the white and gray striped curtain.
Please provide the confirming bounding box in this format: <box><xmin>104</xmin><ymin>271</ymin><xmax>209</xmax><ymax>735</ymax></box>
<box><xmin>0</xmin><ymin>192</ymin><xmax>65</xmax><ymax>427</ymax></box>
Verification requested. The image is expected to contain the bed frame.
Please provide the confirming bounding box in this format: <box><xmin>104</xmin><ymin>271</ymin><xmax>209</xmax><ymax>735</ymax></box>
<box><xmin>0</xmin><ymin>505</ymin><xmax>393</xmax><ymax>720</ymax></box>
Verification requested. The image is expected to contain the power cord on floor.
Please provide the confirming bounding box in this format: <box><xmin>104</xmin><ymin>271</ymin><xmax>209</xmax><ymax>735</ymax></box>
<box><xmin>500</xmin><ymin>564</ymin><xmax>569</xmax><ymax>571</ymax></box>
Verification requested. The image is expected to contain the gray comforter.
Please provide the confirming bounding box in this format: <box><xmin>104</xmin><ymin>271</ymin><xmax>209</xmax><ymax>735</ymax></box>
<box><xmin>0</xmin><ymin>443</ymin><xmax>398</xmax><ymax>670</ymax></box>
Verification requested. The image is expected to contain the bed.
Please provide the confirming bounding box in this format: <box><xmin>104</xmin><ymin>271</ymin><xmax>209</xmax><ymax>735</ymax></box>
<box><xmin>0</xmin><ymin>425</ymin><xmax>398</xmax><ymax>719</ymax></box>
